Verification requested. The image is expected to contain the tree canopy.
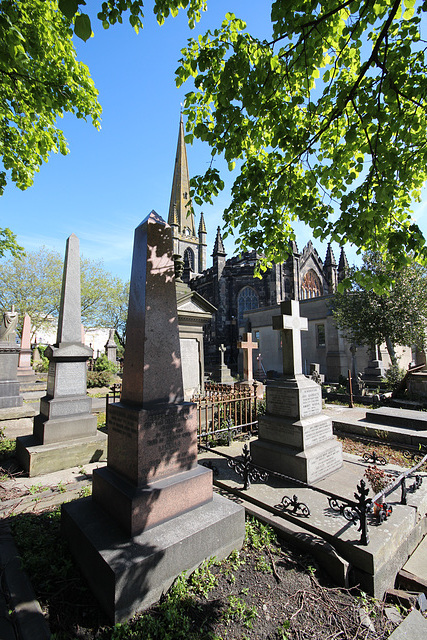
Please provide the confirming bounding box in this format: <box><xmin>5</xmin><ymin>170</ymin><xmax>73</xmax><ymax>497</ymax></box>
<box><xmin>332</xmin><ymin>252</ymin><xmax>427</xmax><ymax>364</ymax></box>
<box><xmin>177</xmin><ymin>1</ymin><xmax>427</xmax><ymax>279</ymax></box>
<box><xmin>0</xmin><ymin>247</ymin><xmax>129</xmax><ymax>341</ymax></box>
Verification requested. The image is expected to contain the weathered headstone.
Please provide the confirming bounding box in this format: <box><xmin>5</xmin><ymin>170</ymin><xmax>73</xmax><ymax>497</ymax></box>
<box><xmin>211</xmin><ymin>343</ymin><xmax>235</xmax><ymax>383</ymax></box>
<box><xmin>238</xmin><ymin>332</ymin><xmax>258</xmax><ymax>383</ymax></box>
<box><xmin>250</xmin><ymin>300</ymin><xmax>342</xmax><ymax>483</ymax></box>
<box><xmin>16</xmin><ymin>234</ymin><xmax>107</xmax><ymax>476</ymax></box>
<box><xmin>62</xmin><ymin>212</ymin><xmax>245</xmax><ymax>622</ymax></box>
<box><xmin>104</xmin><ymin>329</ymin><xmax>117</xmax><ymax>364</ymax></box>
<box><xmin>17</xmin><ymin>313</ymin><xmax>36</xmax><ymax>382</ymax></box>
<box><xmin>0</xmin><ymin>306</ymin><xmax>23</xmax><ymax>409</ymax></box>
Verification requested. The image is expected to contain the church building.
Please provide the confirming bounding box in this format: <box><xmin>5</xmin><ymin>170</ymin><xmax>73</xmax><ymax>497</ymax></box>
<box><xmin>167</xmin><ymin>116</ymin><xmax>409</xmax><ymax>381</ymax></box>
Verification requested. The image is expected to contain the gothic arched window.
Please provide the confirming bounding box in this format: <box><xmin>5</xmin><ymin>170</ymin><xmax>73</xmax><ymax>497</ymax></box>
<box><xmin>237</xmin><ymin>287</ymin><xmax>259</xmax><ymax>324</ymax></box>
<box><xmin>184</xmin><ymin>247</ymin><xmax>195</xmax><ymax>271</ymax></box>
<box><xmin>301</xmin><ymin>269</ymin><xmax>322</xmax><ymax>299</ymax></box>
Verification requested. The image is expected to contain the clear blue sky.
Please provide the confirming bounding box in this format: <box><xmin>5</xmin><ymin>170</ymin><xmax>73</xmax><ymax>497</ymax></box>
<box><xmin>2</xmin><ymin>2</ymin><xmax>427</xmax><ymax>281</ymax></box>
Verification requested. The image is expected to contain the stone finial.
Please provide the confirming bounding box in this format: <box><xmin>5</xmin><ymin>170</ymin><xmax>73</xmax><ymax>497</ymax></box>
<box><xmin>212</xmin><ymin>227</ymin><xmax>226</xmax><ymax>256</ymax></box>
<box><xmin>121</xmin><ymin>211</ymin><xmax>184</xmax><ymax>406</ymax></box>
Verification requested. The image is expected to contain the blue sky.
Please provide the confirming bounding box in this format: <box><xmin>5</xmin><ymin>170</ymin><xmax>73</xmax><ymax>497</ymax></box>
<box><xmin>2</xmin><ymin>2</ymin><xmax>427</xmax><ymax>281</ymax></box>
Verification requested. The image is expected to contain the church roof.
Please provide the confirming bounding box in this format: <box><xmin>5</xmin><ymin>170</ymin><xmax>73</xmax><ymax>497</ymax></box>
<box><xmin>168</xmin><ymin>113</ymin><xmax>196</xmax><ymax>237</ymax></box>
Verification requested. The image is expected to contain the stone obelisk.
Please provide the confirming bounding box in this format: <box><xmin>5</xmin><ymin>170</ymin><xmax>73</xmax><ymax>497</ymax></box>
<box><xmin>16</xmin><ymin>234</ymin><xmax>107</xmax><ymax>476</ymax></box>
<box><xmin>251</xmin><ymin>300</ymin><xmax>342</xmax><ymax>483</ymax></box>
<box><xmin>62</xmin><ymin>212</ymin><xmax>244</xmax><ymax>623</ymax></box>
<box><xmin>17</xmin><ymin>313</ymin><xmax>36</xmax><ymax>384</ymax></box>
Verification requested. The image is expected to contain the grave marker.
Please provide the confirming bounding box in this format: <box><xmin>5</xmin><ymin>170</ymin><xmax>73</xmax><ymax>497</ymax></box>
<box><xmin>237</xmin><ymin>332</ymin><xmax>258</xmax><ymax>382</ymax></box>
<box><xmin>251</xmin><ymin>300</ymin><xmax>342</xmax><ymax>483</ymax></box>
<box><xmin>62</xmin><ymin>212</ymin><xmax>245</xmax><ymax>622</ymax></box>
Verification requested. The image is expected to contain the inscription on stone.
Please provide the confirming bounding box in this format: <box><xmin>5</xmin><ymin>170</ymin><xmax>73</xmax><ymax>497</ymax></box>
<box><xmin>180</xmin><ymin>338</ymin><xmax>200</xmax><ymax>391</ymax></box>
<box><xmin>303</xmin><ymin>420</ymin><xmax>332</xmax><ymax>448</ymax></box>
<box><xmin>308</xmin><ymin>446</ymin><xmax>342</xmax><ymax>482</ymax></box>
<box><xmin>267</xmin><ymin>386</ymin><xmax>298</xmax><ymax>417</ymax></box>
<box><xmin>300</xmin><ymin>387</ymin><xmax>321</xmax><ymax>418</ymax></box>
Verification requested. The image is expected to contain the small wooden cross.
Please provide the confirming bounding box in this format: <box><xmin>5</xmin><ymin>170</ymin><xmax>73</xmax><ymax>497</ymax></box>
<box><xmin>237</xmin><ymin>332</ymin><xmax>258</xmax><ymax>381</ymax></box>
<box><xmin>272</xmin><ymin>300</ymin><xmax>308</xmax><ymax>377</ymax></box>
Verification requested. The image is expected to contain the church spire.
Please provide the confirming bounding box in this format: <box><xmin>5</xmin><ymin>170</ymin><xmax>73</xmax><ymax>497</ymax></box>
<box><xmin>168</xmin><ymin>113</ymin><xmax>196</xmax><ymax>237</ymax></box>
<box><xmin>213</xmin><ymin>226</ymin><xmax>226</xmax><ymax>256</ymax></box>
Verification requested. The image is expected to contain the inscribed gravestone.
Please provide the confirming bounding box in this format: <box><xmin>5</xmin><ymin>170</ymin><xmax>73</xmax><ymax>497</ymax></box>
<box><xmin>0</xmin><ymin>307</ymin><xmax>23</xmax><ymax>409</ymax></box>
<box><xmin>251</xmin><ymin>300</ymin><xmax>342</xmax><ymax>483</ymax></box>
<box><xmin>62</xmin><ymin>211</ymin><xmax>245</xmax><ymax>622</ymax></box>
<box><xmin>16</xmin><ymin>234</ymin><xmax>107</xmax><ymax>476</ymax></box>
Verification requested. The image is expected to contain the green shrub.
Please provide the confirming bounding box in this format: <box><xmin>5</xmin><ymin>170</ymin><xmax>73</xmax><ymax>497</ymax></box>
<box><xmin>385</xmin><ymin>363</ymin><xmax>406</xmax><ymax>391</ymax></box>
<box><xmin>87</xmin><ymin>370</ymin><xmax>114</xmax><ymax>388</ymax></box>
<box><xmin>94</xmin><ymin>353</ymin><xmax>117</xmax><ymax>374</ymax></box>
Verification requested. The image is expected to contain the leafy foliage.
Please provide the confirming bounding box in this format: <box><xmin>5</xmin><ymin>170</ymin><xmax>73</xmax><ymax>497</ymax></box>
<box><xmin>177</xmin><ymin>2</ymin><xmax>427</xmax><ymax>278</ymax></box>
<box><xmin>0</xmin><ymin>246</ymin><xmax>129</xmax><ymax>339</ymax></box>
<box><xmin>332</xmin><ymin>252</ymin><xmax>427</xmax><ymax>363</ymax></box>
<box><xmin>0</xmin><ymin>0</ymin><xmax>101</xmax><ymax>194</ymax></box>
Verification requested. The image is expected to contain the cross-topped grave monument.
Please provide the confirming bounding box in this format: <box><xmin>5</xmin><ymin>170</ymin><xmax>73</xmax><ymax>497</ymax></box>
<box><xmin>250</xmin><ymin>300</ymin><xmax>342</xmax><ymax>483</ymax></box>
<box><xmin>238</xmin><ymin>332</ymin><xmax>258</xmax><ymax>382</ymax></box>
<box><xmin>62</xmin><ymin>212</ymin><xmax>244</xmax><ymax>622</ymax></box>
<box><xmin>211</xmin><ymin>343</ymin><xmax>235</xmax><ymax>383</ymax></box>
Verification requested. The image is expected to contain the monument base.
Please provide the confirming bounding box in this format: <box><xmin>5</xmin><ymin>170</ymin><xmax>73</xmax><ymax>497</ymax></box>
<box><xmin>62</xmin><ymin>493</ymin><xmax>245</xmax><ymax>623</ymax></box>
<box><xmin>250</xmin><ymin>438</ymin><xmax>343</xmax><ymax>484</ymax></box>
<box><xmin>16</xmin><ymin>431</ymin><xmax>107</xmax><ymax>477</ymax></box>
<box><xmin>34</xmin><ymin>411</ymin><xmax>97</xmax><ymax>444</ymax></box>
<box><xmin>93</xmin><ymin>464</ymin><xmax>213</xmax><ymax>536</ymax></box>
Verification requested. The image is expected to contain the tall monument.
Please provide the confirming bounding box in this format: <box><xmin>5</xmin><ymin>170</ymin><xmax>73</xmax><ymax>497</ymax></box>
<box><xmin>251</xmin><ymin>300</ymin><xmax>342</xmax><ymax>483</ymax></box>
<box><xmin>62</xmin><ymin>212</ymin><xmax>244</xmax><ymax>622</ymax></box>
<box><xmin>16</xmin><ymin>234</ymin><xmax>107</xmax><ymax>476</ymax></box>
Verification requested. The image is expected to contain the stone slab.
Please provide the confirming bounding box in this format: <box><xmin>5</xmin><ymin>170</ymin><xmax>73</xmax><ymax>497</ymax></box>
<box><xmin>258</xmin><ymin>413</ymin><xmax>333</xmax><ymax>450</ymax></box>
<box><xmin>366</xmin><ymin>407</ymin><xmax>427</xmax><ymax>431</ymax></box>
<box><xmin>93</xmin><ymin>464</ymin><xmax>213</xmax><ymax>536</ymax></box>
<box><xmin>0</xmin><ymin>521</ymin><xmax>51</xmax><ymax>640</ymax></box>
<box><xmin>15</xmin><ymin>432</ymin><xmax>107</xmax><ymax>477</ymax></box>
<box><xmin>0</xmin><ymin>406</ymin><xmax>36</xmax><ymax>420</ymax></box>
<box><xmin>402</xmin><ymin>533</ymin><xmax>427</xmax><ymax>582</ymax></box>
<box><xmin>250</xmin><ymin>437</ymin><xmax>343</xmax><ymax>484</ymax></box>
<box><xmin>388</xmin><ymin>610</ymin><xmax>427</xmax><ymax>639</ymax></box>
<box><xmin>61</xmin><ymin>492</ymin><xmax>245</xmax><ymax>623</ymax></box>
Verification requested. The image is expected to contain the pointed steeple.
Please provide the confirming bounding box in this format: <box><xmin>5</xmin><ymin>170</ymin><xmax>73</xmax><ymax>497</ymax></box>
<box><xmin>323</xmin><ymin>242</ymin><xmax>338</xmax><ymax>293</ymax></box>
<box><xmin>168</xmin><ymin>113</ymin><xmax>196</xmax><ymax>237</ymax></box>
<box><xmin>212</xmin><ymin>227</ymin><xmax>226</xmax><ymax>256</ymax></box>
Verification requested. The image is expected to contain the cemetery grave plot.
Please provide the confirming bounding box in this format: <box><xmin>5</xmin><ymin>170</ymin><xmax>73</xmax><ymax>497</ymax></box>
<box><xmin>7</xmin><ymin>509</ymin><xmax>404</xmax><ymax>640</ymax></box>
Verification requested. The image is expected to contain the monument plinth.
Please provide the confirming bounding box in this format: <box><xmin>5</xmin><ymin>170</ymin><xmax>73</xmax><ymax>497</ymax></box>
<box><xmin>16</xmin><ymin>234</ymin><xmax>106</xmax><ymax>476</ymax></box>
<box><xmin>250</xmin><ymin>300</ymin><xmax>342</xmax><ymax>484</ymax></box>
<box><xmin>62</xmin><ymin>212</ymin><xmax>245</xmax><ymax>622</ymax></box>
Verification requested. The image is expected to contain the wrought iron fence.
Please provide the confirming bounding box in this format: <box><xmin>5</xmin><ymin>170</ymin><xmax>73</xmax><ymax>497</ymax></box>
<box><xmin>199</xmin><ymin>442</ymin><xmax>427</xmax><ymax>546</ymax></box>
<box><xmin>193</xmin><ymin>383</ymin><xmax>259</xmax><ymax>443</ymax></box>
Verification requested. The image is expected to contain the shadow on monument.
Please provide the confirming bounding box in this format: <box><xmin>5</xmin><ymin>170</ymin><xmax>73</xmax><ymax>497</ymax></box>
<box><xmin>62</xmin><ymin>212</ymin><xmax>245</xmax><ymax>623</ymax></box>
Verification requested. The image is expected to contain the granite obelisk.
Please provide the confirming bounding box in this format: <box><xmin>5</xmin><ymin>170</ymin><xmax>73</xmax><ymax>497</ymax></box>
<box><xmin>16</xmin><ymin>234</ymin><xmax>107</xmax><ymax>476</ymax></box>
<box><xmin>62</xmin><ymin>212</ymin><xmax>244</xmax><ymax>622</ymax></box>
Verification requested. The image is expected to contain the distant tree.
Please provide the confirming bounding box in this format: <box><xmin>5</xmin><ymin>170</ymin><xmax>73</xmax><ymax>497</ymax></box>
<box><xmin>177</xmin><ymin>1</ymin><xmax>427</xmax><ymax>280</ymax></box>
<box><xmin>332</xmin><ymin>253</ymin><xmax>427</xmax><ymax>365</ymax></box>
<box><xmin>0</xmin><ymin>247</ymin><xmax>129</xmax><ymax>341</ymax></box>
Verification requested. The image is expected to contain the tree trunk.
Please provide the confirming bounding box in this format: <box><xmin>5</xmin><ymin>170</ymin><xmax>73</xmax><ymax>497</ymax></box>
<box><xmin>385</xmin><ymin>336</ymin><xmax>398</xmax><ymax>366</ymax></box>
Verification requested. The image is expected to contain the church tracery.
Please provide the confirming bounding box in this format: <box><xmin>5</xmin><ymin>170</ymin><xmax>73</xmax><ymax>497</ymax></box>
<box><xmin>301</xmin><ymin>269</ymin><xmax>322</xmax><ymax>299</ymax></box>
<box><xmin>237</xmin><ymin>287</ymin><xmax>259</xmax><ymax>325</ymax></box>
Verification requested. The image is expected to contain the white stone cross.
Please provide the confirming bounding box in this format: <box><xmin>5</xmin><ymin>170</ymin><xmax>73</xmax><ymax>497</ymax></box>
<box><xmin>219</xmin><ymin>343</ymin><xmax>226</xmax><ymax>367</ymax></box>
<box><xmin>237</xmin><ymin>332</ymin><xmax>258</xmax><ymax>381</ymax></box>
<box><xmin>272</xmin><ymin>300</ymin><xmax>308</xmax><ymax>377</ymax></box>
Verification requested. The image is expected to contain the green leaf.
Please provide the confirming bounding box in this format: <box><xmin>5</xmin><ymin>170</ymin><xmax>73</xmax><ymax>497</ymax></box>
<box><xmin>74</xmin><ymin>13</ymin><xmax>92</xmax><ymax>41</ymax></box>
